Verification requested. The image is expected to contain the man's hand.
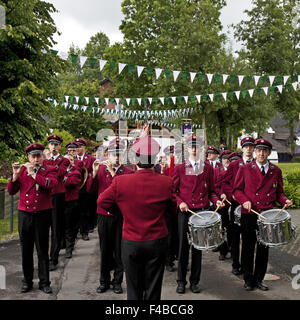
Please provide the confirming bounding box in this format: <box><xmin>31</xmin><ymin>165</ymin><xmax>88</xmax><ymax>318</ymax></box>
<box><xmin>220</xmin><ymin>194</ymin><xmax>226</xmax><ymax>200</ymax></box>
<box><xmin>285</xmin><ymin>199</ymin><xmax>293</xmax><ymax>208</ymax></box>
<box><xmin>216</xmin><ymin>200</ymin><xmax>225</xmax><ymax>208</ymax></box>
<box><xmin>243</xmin><ymin>201</ymin><xmax>251</xmax><ymax>212</ymax></box>
<box><xmin>92</xmin><ymin>160</ymin><xmax>101</xmax><ymax>178</ymax></box>
<box><xmin>104</xmin><ymin>160</ymin><xmax>115</xmax><ymax>177</ymax></box>
<box><xmin>179</xmin><ymin>202</ymin><xmax>189</xmax><ymax>212</ymax></box>
<box><xmin>12</xmin><ymin>163</ymin><xmax>21</xmax><ymax>182</ymax></box>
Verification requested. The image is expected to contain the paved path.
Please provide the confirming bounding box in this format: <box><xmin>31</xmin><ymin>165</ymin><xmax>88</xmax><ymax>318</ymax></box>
<box><xmin>0</xmin><ymin>210</ymin><xmax>300</xmax><ymax>300</ymax></box>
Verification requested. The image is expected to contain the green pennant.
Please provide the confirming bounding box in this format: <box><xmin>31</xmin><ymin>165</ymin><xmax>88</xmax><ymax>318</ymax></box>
<box><xmin>241</xmin><ymin>90</ymin><xmax>247</xmax><ymax>99</ymax></box>
<box><xmin>109</xmin><ymin>98</ymin><xmax>115</xmax><ymax>103</ymax></box>
<box><xmin>202</xmin><ymin>94</ymin><xmax>208</xmax><ymax>102</ymax></box>
<box><xmin>228</xmin><ymin>91</ymin><xmax>234</xmax><ymax>100</ymax></box>
<box><xmin>291</xmin><ymin>75</ymin><xmax>297</xmax><ymax>82</ymax></box>
<box><xmin>131</xmin><ymin>98</ymin><xmax>136</xmax><ymax>105</ymax></box>
<box><xmin>90</xmin><ymin>58</ymin><xmax>97</xmax><ymax>68</ymax></box>
<box><xmin>100</xmin><ymin>98</ymin><xmax>105</xmax><ymax>105</ymax></box>
<box><xmin>275</xmin><ymin>75</ymin><xmax>283</xmax><ymax>84</ymax></box>
<box><xmin>285</xmin><ymin>84</ymin><xmax>291</xmax><ymax>92</ymax></box>
<box><xmin>261</xmin><ymin>75</ymin><xmax>267</xmax><ymax>85</ymax></box>
<box><xmin>142</xmin><ymin>98</ymin><xmax>147</xmax><ymax>105</ymax></box>
<box><xmin>189</xmin><ymin>96</ymin><xmax>195</xmax><ymax>104</ymax></box>
<box><xmin>128</xmin><ymin>64</ymin><xmax>135</xmax><ymax>75</ymax></box>
<box><xmin>146</xmin><ymin>67</ymin><xmax>153</xmax><ymax>78</ymax></box>
<box><xmin>177</xmin><ymin>96</ymin><xmax>183</xmax><ymax>104</ymax></box>
<box><xmin>121</xmin><ymin>98</ymin><xmax>126</xmax><ymax>105</ymax></box>
<box><xmin>164</xmin><ymin>69</ymin><xmax>171</xmax><ymax>80</ymax></box>
<box><xmin>256</xmin><ymin>88</ymin><xmax>262</xmax><ymax>96</ymax></box>
<box><xmin>166</xmin><ymin>97</ymin><xmax>171</xmax><ymax>105</ymax></box>
<box><xmin>214</xmin><ymin>74</ymin><xmax>222</xmax><ymax>83</ymax></box>
<box><xmin>181</xmin><ymin>72</ymin><xmax>188</xmax><ymax>81</ymax></box>
<box><xmin>71</xmin><ymin>54</ymin><xmax>78</xmax><ymax>65</ymax></box>
<box><xmin>198</xmin><ymin>73</ymin><xmax>204</xmax><ymax>83</ymax></box>
<box><xmin>50</xmin><ymin>49</ymin><xmax>58</xmax><ymax>56</ymax></box>
<box><xmin>229</xmin><ymin>75</ymin><xmax>236</xmax><ymax>84</ymax></box>
<box><xmin>69</xmin><ymin>96</ymin><xmax>74</xmax><ymax>104</ymax></box>
<box><xmin>270</xmin><ymin>86</ymin><xmax>276</xmax><ymax>94</ymax></box>
<box><xmin>246</xmin><ymin>75</ymin><xmax>253</xmax><ymax>84</ymax></box>
<box><xmin>215</xmin><ymin>93</ymin><xmax>221</xmax><ymax>101</ymax></box>
<box><xmin>109</xmin><ymin>61</ymin><xmax>116</xmax><ymax>71</ymax></box>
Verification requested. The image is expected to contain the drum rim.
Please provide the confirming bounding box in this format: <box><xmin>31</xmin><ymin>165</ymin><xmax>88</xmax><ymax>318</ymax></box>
<box><xmin>188</xmin><ymin>211</ymin><xmax>221</xmax><ymax>226</ymax></box>
<box><xmin>257</xmin><ymin>209</ymin><xmax>291</xmax><ymax>224</ymax></box>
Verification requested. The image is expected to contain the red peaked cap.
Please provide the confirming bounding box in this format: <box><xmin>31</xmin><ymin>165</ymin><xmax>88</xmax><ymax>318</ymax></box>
<box><xmin>25</xmin><ymin>143</ymin><xmax>45</xmax><ymax>154</ymax></box>
<box><xmin>47</xmin><ymin>134</ymin><xmax>63</xmax><ymax>144</ymax></box>
<box><xmin>74</xmin><ymin>138</ymin><xmax>87</xmax><ymax>146</ymax></box>
<box><xmin>131</xmin><ymin>136</ymin><xmax>160</xmax><ymax>156</ymax></box>
<box><xmin>254</xmin><ymin>138</ymin><xmax>272</xmax><ymax>150</ymax></box>
<box><xmin>220</xmin><ymin>150</ymin><xmax>232</xmax><ymax>159</ymax></box>
<box><xmin>241</xmin><ymin>136</ymin><xmax>255</xmax><ymax>148</ymax></box>
<box><xmin>228</xmin><ymin>152</ymin><xmax>242</xmax><ymax>161</ymax></box>
<box><xmin>207</xmin><ymin>145</ymin><xmax>220</xmax><ymax>154</ymax></box>
<box><xmin>65</xmin><ymin>141</ymin><xmax>78</xmax><ymax>149</ymax></box>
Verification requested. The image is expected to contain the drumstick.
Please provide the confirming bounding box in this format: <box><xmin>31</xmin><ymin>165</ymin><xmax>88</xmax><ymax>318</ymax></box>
<box><xmin>187</xmin><ymin>209</ymin><xmax>205</xmax><ymax>219</ymax></box>
<box><xmin>250</xmin><ymin>209</ymin><xmax>267</xmax><ymax>220</ymax></box>
<box><xmin>210</xmin><ymin>197</ymin><xmax>226</xmax><ymax>219</ymax></box>
<box><xmin>274</xmin><ymin>204</ymin><xmax>288</xmax><ymax>219</ymax></box>
<box><xmin>225</xmin><ymin>198</ymin><xmax>232</xmax><ymax>205</ymax></box>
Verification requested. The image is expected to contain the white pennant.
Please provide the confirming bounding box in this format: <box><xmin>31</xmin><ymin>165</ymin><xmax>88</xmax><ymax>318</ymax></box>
<box><xmin>137</xmin><ymin>66</ymin><xmax>144</xmax><ymax>77</ymax></box>
<box><xmin>262</xmin><ymin>87</ymin><xmax>268</xmax><ymax>95</ymax></box>
<box><xmin>269</xmin><ymin>75</ymin><xmax>275</xmax><ymax>86</ymax></box>
<box><xmin>298</xmin><ymin>75</ymin><xmax>300</xmax><ymax>84</ymax></box>
<box><xmin>115</xmin><ymin>98</ymin><xmax>120</xmax><ymax>105</ymax></box>
<box><xmin>59</xmin><ymin>51</ymin><xmax>68</xmax><ymax>60</ymax></box>
<box><xmin>97</xmin><ymin>108</ymin><xmax>100</xmax><ymax>113</ymax></box>
<box><xmin>190</xmin><ymin>72</ymin><xmax>197</xmax><ymax>83</ymax></box>
<box><xmin>86</xmin><ymin>97</ymin><xmax>89</xmax><ymax>105</ymax></box>
<box><xmin>137</xmin><ymin>98</ymin><xmax>142</xmax><ymax>106</ymax></box>
<box><xmin>75</xmin><ymin>96</ymin><xmax>79</xmax><ymax>103</ymax></box>
<box><xmin>283</xmin><ymin>75</ymin><xmax>289</xmax><ymax>85</ymax></box>
<box><xmin>195</xmin><ymin>95</ymin><xmax>201</xmax><ymax>103</ymax></box>
<box><xmin>292</xmin><ymin>82</ymin><xmax>297</xmax><ymax>91</ymax></box>
<box><xmin>222</xmin><ymin>74</ymin><xmax>229</xmax><ymax>84</ymax></box>
<box><xmin>148</xmin><ymin>98</ymin><xmax>153</xmax><ymax>105</ymax></box>
<box><xmin>248</xmin><ymin>89</ymin><xmax>254</xmax><ymax>97</ymax></box>
<box><xmin>171</xmin><ymin>97</ymin><xmax>176</xmax><ymax>105</ymax></box>
<box><xmin>155</xmin><ymin>68</ymin><xmax>163</xmax><ymax>79</ymax></box>
<box><xmin>173</xmin><ymin>70</ymin><xmax>180</xmax><ymax>81</ymax></box>
<box><xmin>99</xmin><ymin>60</ymin><xmax>107</xmax><ymax>71</ymax></box>
<box><xmin>234</xmin><ymin>91</ymin><xmax>241</xmax><ymax>100</ymax></box>
<box><xmin>159</xmin><ymin>97</ymin><xmax>165</xmax><ymax>105</ymax></box>
<box><xmin>222</xmin><ymin>92</ymin><xmax>227</xmax><ymax>101</ymax></box>
<box><xmin>126</xmin><ymin>98</ymin><xmax>131</xmax><ymax>106</ymax></box>
<box><xmin>65</xmin><ymin>96</ymin><xmax>69</xmax><ymax>102</ymax></box>
<box><xmin>254</xmin><ymin>75</ymin><xmax>260</xmax><ymax>86</ymax></box>
<box><xmin>80</xmin><ymin>56</ymin><xmax>88</xmax><ymax>68</ymax></box>
<box><xmin>183</xmin><ymin>96</ymin><xmax>188</xmax><ymax>104</ymax></box>
<box><xmin>207</xmin><ymin>74</ymin><xmax>214</xmax><ymax>84</ymax></box>
<box><xmin>105</xmin><ymin>98</ymin><xmax>109</xmax><ymax>105</ymax></box>
<box><xmin>118</xmin><ymin>63</ymin><xmax>126</xmax><ymax>74</ymax></box>
<box><xmin>277</xmin><ymin>85</ymin><xmax>283</xmax><ymax>93</ymax></box>
<box><xmin>95</xmin><ymin>97</ymin><xmax>99</xmax><ymax>105</ymax></box>
<box><xmin>238</xmin><ymin>75</ymin><xmax>244</xmax><ymax>86</ymax></box>
<box><xmin>209</xmin><ymin>94</ymin><xmax>214</xmax><ymax>101</ymax></box>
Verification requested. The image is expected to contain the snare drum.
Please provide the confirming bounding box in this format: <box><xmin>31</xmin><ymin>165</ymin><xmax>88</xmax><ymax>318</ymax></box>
<box><xmin>257</xmin><ymin>209</ymin><xmax>296</xmax><ymax>247</ymax></box>
<box><xmin>234</xmin><ymin>205</ymin><xmax>241</xmax><ymax>226</ymax></box>
<box><xmin>188</xmin><ymin>211</ymin><xmax>224</xmax><ymax>250</ymax></box>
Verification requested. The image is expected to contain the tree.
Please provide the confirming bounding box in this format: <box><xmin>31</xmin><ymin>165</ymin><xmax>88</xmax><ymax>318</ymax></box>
<box><xmin>234</xmin><ymin>0</ymin><xmax>300</xmax><ymax>154</ymax></box>
<box><xmin>0</xmin><ymin>0</ymin><xmax>66</xmax><ymax>161</ymax></box>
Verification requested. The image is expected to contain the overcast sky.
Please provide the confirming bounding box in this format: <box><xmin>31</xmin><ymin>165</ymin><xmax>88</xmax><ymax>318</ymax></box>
<box><xmin>48</xmin><ymin>0</ymin><xmax>253</xmax><ymax>53</ymax></box>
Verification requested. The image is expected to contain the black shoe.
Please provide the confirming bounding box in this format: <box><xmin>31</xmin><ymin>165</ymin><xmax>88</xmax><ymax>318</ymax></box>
<box><xmin>166</xmin><ymin>265</ymin><xmax>175</xmax><ymax>272</ymax></box>
<box><xmin>39</xmin><ymin>285</ymin><xmax>53</xmax><ymax>294</ymax></box>
<box><xmin>49</xmin><ymin>262</ymin><xmax>57</xmax><ymax>271</ymax></box>
<box><xmin>232</xmin><ymin>267</ymin><xmax>242</xmax><ymax>275</ymax></box>
<box><xmin>82</xmin><ymin>234</ymin><xmax>89</xmax><ymax>241</ymax></box>
<box><xmin>219</xmin><ymin>254</ymin><xmax>226</xmax><ymax>261</ymax></box>
<box><xmin>96</xmin><ymin>284</ymin><xmax>110</xmax><ymax>293</ymax></box>
<box><xmin>256</xmin><ymin>281</ymin><xmax>269</xmax><ymax>291</ymax></box>
<box><xmin>190</xmin><ymin>284</ymin><xmax>201</xmax><ymax>293</ymax></box>
<box><xmin>176</xmin><ymin>283</ymin><xmax>185</xmax><ymax>294</ymax></box>
<box><xmin>244</xmin><ymin>282</ymin><xmax>254</xmax><ymax>291</ymax></box>
<box><xmin>20</xmin><ymin>282</ymin><xmax>33</xmax><ymax>293</ymax></box>
<box><xmin>212</xmin><ymin>247</ymin><xmax>219</xmax><ymax>252</ymax></box>
<box><xmin>113</xmin><ymin>284</ymin><xmax>123</xmax><ymax>294</ymax></box>
<box><xmin>65</xmin><ymin>251</ymin><xmax>72</xmax><ymax>259</ymax></box>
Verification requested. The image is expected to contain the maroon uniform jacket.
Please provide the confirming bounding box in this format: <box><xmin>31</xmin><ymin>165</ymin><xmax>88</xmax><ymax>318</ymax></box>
<box><xmin>63</xmin><ymin>166</ymin><xmax>82</xmax><ymax>202</ymax></box>
<box><xmin>86</xmin><ymin>164</ymin><xmax>133</xmax><ymax>216</ymax></box>
<box><xmin>173</xmin><ymin>161</ymin><xmax>219</xmax><ymax>210</ymax></box>
<box><xmin>233</xmin><ymin>160</ymin><xmax>288</xmax><ymax>215</ymax></box>
<box><xmin>98</xmin><ymin>169</ymin><xmax>177</xmax><ymax>241</ymax></box>
<box><xmin>75</xmin><ymin>153</ymin><xmax>95</xmax><ymax>193</ymax></box>
<box><xmin>44</xmin><ymin>155</ymin><xmax>70</xmax><ymax>195</ymax></box>
<box><xmin>7</xmin><ymin>165</ymin><xmax>57</xmax><ymax>212</ymax></box>
<box><xmin>214</xmin><ymin>163</ymin><xmax>227</xmax><ymax>196</ymax></box>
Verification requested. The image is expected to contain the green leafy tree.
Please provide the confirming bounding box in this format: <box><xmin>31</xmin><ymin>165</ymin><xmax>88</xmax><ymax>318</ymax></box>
<box><xmin>0</xmin><ymin>0</ymin><xmax>67</xmax><ymax>161</ymax></box>
<box><xmin>234</xmin><ymin>0</ymin><xmax>300</xmax><ymax>154</ymax></box>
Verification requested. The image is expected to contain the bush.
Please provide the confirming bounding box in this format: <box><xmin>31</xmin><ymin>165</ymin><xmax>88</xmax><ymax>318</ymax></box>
<box><xmin>282</xmin><ymin>170</ymin><xmax>300</xmax><ymax>208</ymax></box>
<box><xmin>292</xmin><ymin>156</ymin><xmax>300</xmax><ymax>163</ymax></box>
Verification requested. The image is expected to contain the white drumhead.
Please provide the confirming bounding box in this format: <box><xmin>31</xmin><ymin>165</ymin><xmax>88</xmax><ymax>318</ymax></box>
<box><xmin>259</xmin><ymin>209</ymin><xmax>290</xmax><ymax>222</ymax></box>
<box><xmin>189</xmin><ymin>211</ymin><xmax>221</xmax><ymax>226</ymax></box>
<box><xmin>234</xmin><ymin>205</ymin><xmax>241</xmax><ymax>215</ymax></box>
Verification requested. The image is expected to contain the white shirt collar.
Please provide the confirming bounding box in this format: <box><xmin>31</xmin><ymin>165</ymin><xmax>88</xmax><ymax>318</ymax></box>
<box><xmin>189</xmin><ymin>158</ymin><xmax>200</xmax><ymax>168</ymax></box>
<box><xmin>52</xmin><ymin>153</ymin><xmax>60</xmax><ymax>160</ymax></box>
<box><xmin>256</xmin><ymin>161</ymin><xmax>269</xmax><ymax>173</ymax></box>
<box><xmin>243</xmin><ymin>157</ymin><xmax>253</xmax><ymax>164</ymax></box>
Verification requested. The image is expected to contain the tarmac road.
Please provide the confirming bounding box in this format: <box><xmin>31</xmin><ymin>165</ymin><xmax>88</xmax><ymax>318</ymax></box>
<box><xmin>0</xmin><ymin>210</ymin><xmax>299</xmax><ymax>301</ymax></box>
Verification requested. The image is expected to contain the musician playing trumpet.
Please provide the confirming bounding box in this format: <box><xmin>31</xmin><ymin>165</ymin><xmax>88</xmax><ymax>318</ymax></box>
<box><xmin>86</xmin><ymin>138</ymin><xmax>133</xmax><ymax>295</ymax></box>
<box><xmin>8</xmin><ymin>143</ymin><xmax>57</xmax><ymax>294</ymax></box>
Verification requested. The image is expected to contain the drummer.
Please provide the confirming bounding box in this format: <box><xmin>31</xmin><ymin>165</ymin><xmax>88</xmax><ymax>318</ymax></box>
<box><xmin>173</xmin><ymin>134</ymin><xmax>224</xmax><ymax>294</ymax></box>
<box><xmin>233</xmin><ymin>139</ymin><xmax>293</xmax><ymax>291</ymax></box>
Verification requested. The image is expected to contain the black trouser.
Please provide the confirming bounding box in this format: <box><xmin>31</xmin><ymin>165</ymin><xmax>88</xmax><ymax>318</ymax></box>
<box><xmin>64</xmin><ymin>200</ymin><xmax>79</xmax><ymax>253</ymax></box>
<box><xmin>78</xmin><ymin>192</ymin><xmax>91</xmax><ymax>236</ymax></box>
<box><xmin>121</xmin><ymin>237</ymin><xmax>168</xmax><ymax>300</ymax></box>
<box><xmin>219</xmin><ymin>206</ymin><xmax>231</xmax><ymax>256</ymax></box>
<box><xmin>241</xmin><ymin>214</ymin><xmax>269</xmax><ymax>285</ymax></box>
<box><xmin>165</xmin><ymin>214</ymin><xmax>179</xmax><ymax>267</ymax></box>
<box><xmin>88</xmin><ymin>192</ymin><xmax>98</xmax><ymax>231</ymax></box>
<box><xmin>50</xmin><ymin>193</ymin><xmax>65</xmax><ymax>265</ymax></box>
<box><xmin>230</xmin><ymin>200</ymin><xmax>242</xmax><ymax>269</ymax></box>
<box><xmin>97</xmin><ymin>214</ymin><xmax>123</xmax><ymax>286</ymax></box>
<box><xmin>18</xmin><ymin>210</ymin><xmax>51</xmax><ymax>287</ymax></box>
<box><xmin>177</xmin><ymin>209</ymin><xmax>202</xmax><ymax>286</ymax></box>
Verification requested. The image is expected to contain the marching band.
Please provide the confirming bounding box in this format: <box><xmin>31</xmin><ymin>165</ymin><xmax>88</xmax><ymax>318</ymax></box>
<box><xmin>7</xmin><ymin>132</ymin><xmax>293</xmax><ymax>300</ymax></box>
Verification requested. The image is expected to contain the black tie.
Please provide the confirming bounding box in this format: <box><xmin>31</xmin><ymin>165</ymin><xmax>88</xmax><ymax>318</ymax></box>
<box><xmin>261</xmin><ymin>166</ymin><xmax>265</xmax><ymax>176</ymax></box>
<box><xmin>246</xmin><ymin>160</ymin><xmax>251</xmax><ymax>163</ymax></box>
<box><xmin>194</xmin><ymin>163</ymin><xmax>199</xmax><ymax>175</ymax></box>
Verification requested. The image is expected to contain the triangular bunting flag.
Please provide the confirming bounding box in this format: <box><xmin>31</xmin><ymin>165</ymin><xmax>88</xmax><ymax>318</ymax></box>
<box><xmin>209</xmin><ymin>94</ymin><xmax>214</xmax><ymax>101</ymax></box>
<box><xmin>248</xmin><ymin>89</ymin><xmax>254</xmax><ymax>97</ymax></box>
<box><xmin>99</xmin><ymin>60</ymin><xmax>107</xmax><ymax>71</ymax></box>
<box><xmin>183</xmin><ymin>96</ymin><xmax>188</xmax><ymax>104</ymax></box>
<box><xmin>195</xmin><ymin>95</ymin><xmax>201</xmax><ymax>103</ymax></box>
<box><xmin>118</xmin><ymin>63</ymin><xmax>127</xmax><ymax>74</ymax></box>
<box><xmin>262</xmin><ymin>87</ymin><xmax>268</xmax><ymax>95</ymax></box>
<box><xmin>207</xmin><ymin>74</ymin><xmax>214</xmax><ymax>84</ymax></box>
<box><xmin>59</xmin><ymin>51</ymin><xmax>68</xmax><ymax>60</ymax></box>
<box><xmin>95</xmin><ymin>98</ymin><xmax>99</xmax><ymax>105</ymax></box>
<box><xmin>137</xmin><ymin>98</ymin><xmax>142</xmax><ymax>106</ymax></box>
<box><xmin>238</xmin><ymin>75</ymin><xmax>244</xmax><ymax>86</ymax></box>
<box><xmin>190</xmin><ymin>72</ymin><xmax>197</xmax><ymax>83</ymax></box>
<box><xmin>75</xmin><ymin>96</ymin><xmax>79</xmax><ymax>103</ymax></box>
<box><xmin>254</xmin><ymin>75</ymin><xmax>260</xmax><ymax>86</ymax></box>
<box><xmin>137</xmin><ymin>66</ymin><xmax>144</xmax><ymax>77</ymax></box>
<box><xmin>148</xmin><ymin>98</ymin><xmax>152</xmax><ymax>105</ymax></box>
<box><xmin>126</xmin><ymin>98</ymin><xmax>131</xmax><ymax>106</ymax></box>
<box><xmin>105</xmin><ymin>98</ymin><xmax>109</xmax><ymax>105</ymax></box>
<box><xmin>171</xmin><ymin>97</ymin><xmax>176</xmax><ymax>105</ymax></box>
<box><xmin>159</xmin><ymin>97</ymin><xmax>165</xmax><ymax>105</ymax></box>
<box><xmin>292</xmin><ymin>82</ymin><xmax>297</xmax><ymax>91</ymax></box>
<box><xmin>155</xmin><ymin>68</ymin><xmax>163</xmax><ymax>79</ymax></box>
<box><xmin>283</xmin><ymin>75</ymin><xmax>289</xmax><ymax>85</ymax></box>
<box><xmin>234</xmin><ymin>91</ymin><xmax>241</xmax><ymax>100</ymax></box>
<box><xmin>222</xmin><ymin>74</ymin><xmax>229</xmax><ymax>84</ymax></box>
<box><xmin>277</xmin><ymin>85</ymin><xmax>283</xmax><ymax>93</ymax></box>
<box><xmin>269</xmin><ymin>75</ymin><xmax>275</xmax><ymax>86</ymax></box>
<box><xmin>222</xmin><ymin>92</ymin><xmax>227</xmax><ymax>101</ymax></box>
<box><xmin>173</xmin><ymin>70</ymin><xmax>180</xmax><ymax>81</ymax></box>
<box><xmin>80</xmin><ymin>56</ymin><xmax>88</xmax><ymax>68</ymax></box>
